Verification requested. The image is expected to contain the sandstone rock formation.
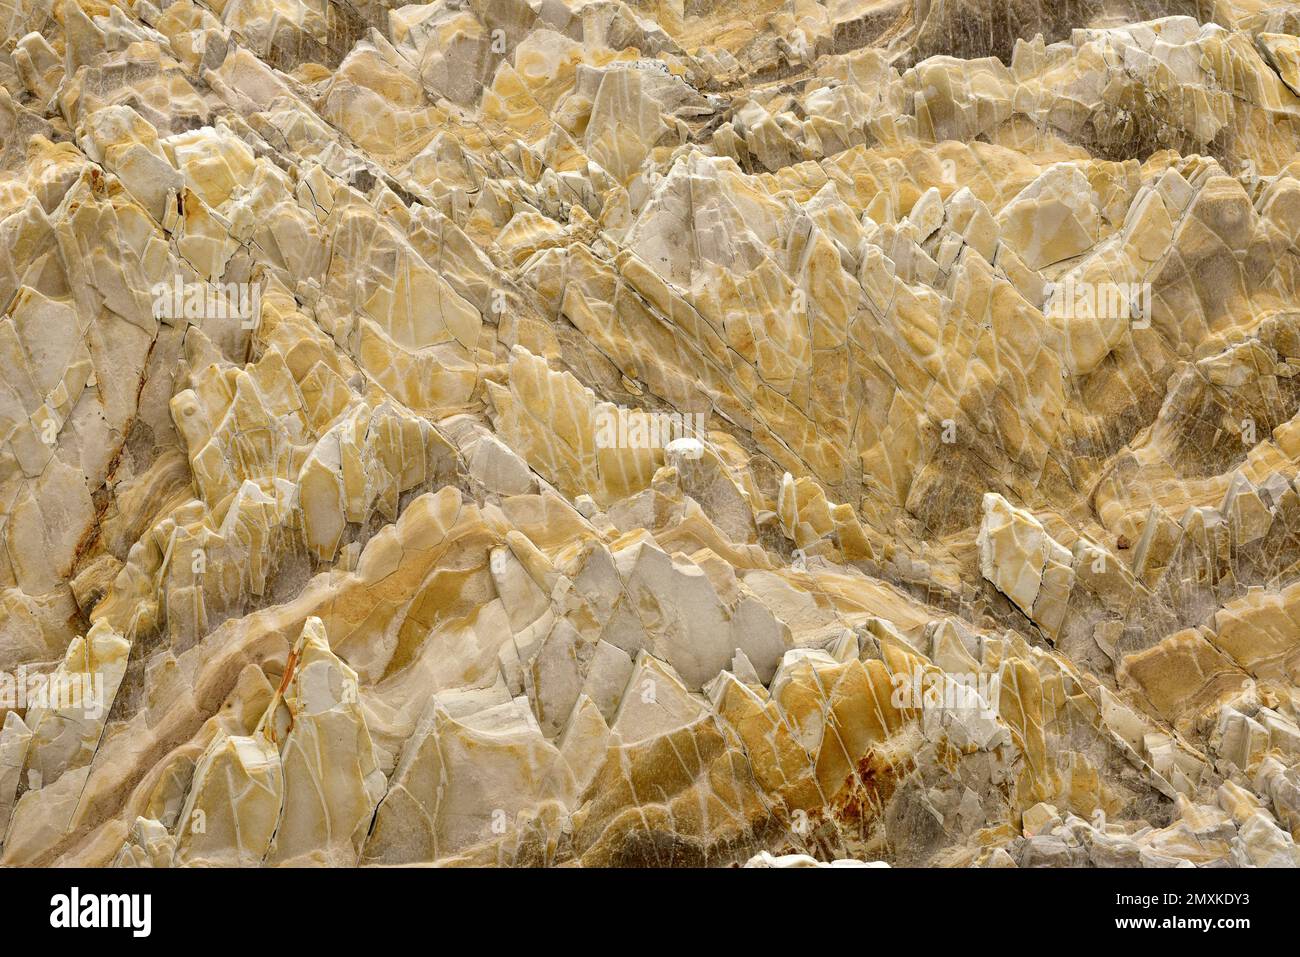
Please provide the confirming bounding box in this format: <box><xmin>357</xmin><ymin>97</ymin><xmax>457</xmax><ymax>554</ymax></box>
<box><xmin>1</xmin><ymin>0</ymin><xmax>1299</xmax><ymax>869</ymax></box>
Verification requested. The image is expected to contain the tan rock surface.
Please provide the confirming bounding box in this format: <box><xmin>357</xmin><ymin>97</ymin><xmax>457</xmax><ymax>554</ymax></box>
<box><xmin>0</xmin><ymin>0</ymin><xmax>1299</xmax><ymax>869</ymax></box>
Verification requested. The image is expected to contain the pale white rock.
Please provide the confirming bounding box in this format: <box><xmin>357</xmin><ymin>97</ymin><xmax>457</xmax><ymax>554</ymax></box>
<box><xmin>745</xmin><ymin>851</ymin><xmax>889</xmax><ymax>867</ymax></box>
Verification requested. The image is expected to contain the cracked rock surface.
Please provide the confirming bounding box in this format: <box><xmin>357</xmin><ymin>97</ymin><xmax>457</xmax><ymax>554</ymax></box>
<box><xmin>1</xmin><ymin>0</ymin><xmax>1300</xmax><ymax>868</ymax></box>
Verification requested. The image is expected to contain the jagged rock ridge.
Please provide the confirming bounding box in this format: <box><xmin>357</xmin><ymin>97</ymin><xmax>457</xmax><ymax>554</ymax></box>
<box><xmin>0</xmin><ymin>0</ymin><xmax>1299</xmax><ymax>867</ymax></box>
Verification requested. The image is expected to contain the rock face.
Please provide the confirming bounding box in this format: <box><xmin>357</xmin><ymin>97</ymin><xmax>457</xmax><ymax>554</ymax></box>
<box><xmin>1</xmin><ymin>0</ymin><xmax>1299</xmax><ymax>870</ymax></box>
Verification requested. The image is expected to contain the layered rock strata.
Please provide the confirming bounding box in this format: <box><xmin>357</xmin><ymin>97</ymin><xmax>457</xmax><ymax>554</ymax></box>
<box><xmin>0</xmin><ymin>0</ymin><xmax>1299</xmax><ymax>867</ymax></box>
